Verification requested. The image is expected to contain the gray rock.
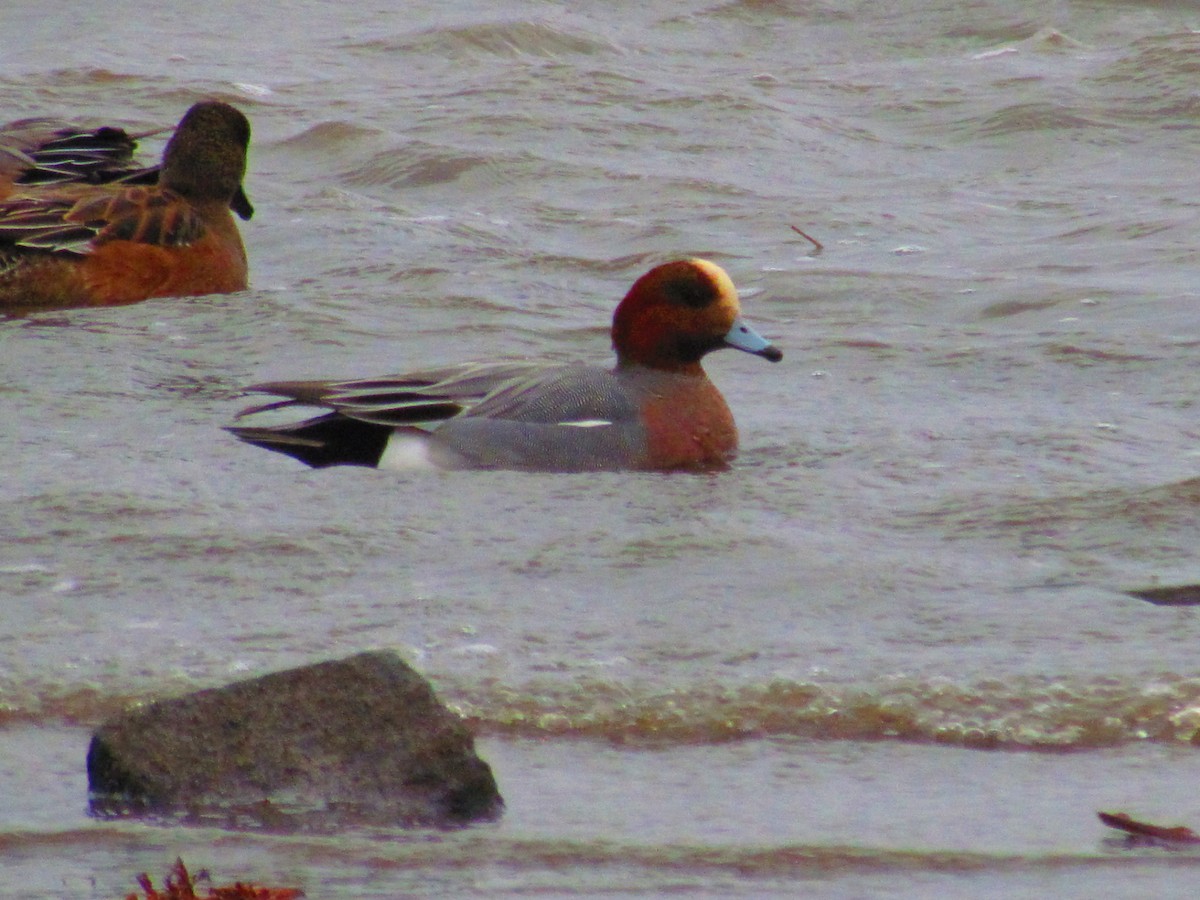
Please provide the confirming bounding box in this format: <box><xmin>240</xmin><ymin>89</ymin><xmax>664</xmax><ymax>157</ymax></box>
<box><xmin>1125</xmin><ymin>584</ymin><xmax>1200</xmax><ymax>606</ymax></box>
<box><xmin>87</xmin><ymin>650</ymin><xmax>502</xmax><ymax>828</ymax></box>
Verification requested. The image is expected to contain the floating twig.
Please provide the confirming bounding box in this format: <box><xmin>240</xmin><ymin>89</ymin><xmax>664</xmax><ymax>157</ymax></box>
<box><xmin>1098</xmin><ymin>811</ymin><xmax>1200</xmax><ymax>845</ymax></box>
<box><xmin>789</xmin><ymin>224</ymin><xmax>824</xmax><ymax>254</ymax></box>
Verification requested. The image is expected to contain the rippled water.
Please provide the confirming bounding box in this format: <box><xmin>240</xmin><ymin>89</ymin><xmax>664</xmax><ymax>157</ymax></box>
<box><xmin>3</xmin><ymin>0</ymin><xmax>1200</xmax><ymax>896</ymax></box>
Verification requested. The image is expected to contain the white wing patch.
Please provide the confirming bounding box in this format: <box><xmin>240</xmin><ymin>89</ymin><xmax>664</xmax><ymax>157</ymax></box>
<box><xmin>560</xmin><ymin>419</ymin><xmax>613</xmax><ymax>428</ymax></box>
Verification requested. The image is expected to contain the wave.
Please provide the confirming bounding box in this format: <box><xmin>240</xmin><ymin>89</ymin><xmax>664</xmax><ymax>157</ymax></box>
<box><xmin>339</xmin><ymin>20</ymin><xmax>621</xmax><ymax>61</ymax></box>
<box><xmin>451</xmin><ymin>673</ymin><xmax>1200</xmax><ymax>751</ymax></box>
<box><xmin>9</xmin><ymin>667</ymin><xmax>1200</xmax><ymax>751</ymax></box>
<box><xmin>1094</xmin><ymin>32</ymin><xmax>1200</xmax><ymax>125</ymax></box>
<box><xmin>0</xmin><ymin>824</ymin><xmax>1187</xmax><ymax>880</ymax></box>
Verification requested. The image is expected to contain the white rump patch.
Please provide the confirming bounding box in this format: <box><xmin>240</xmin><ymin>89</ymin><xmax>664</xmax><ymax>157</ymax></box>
<box><xmin>379</xmin><ymin>432</ymin><xmax>440</xmax><ymax>470</ymax></box>
<box><xmin>561</xmin><ymin>419</ymin><xmax>612</xmax><ymax>428</ymax></box>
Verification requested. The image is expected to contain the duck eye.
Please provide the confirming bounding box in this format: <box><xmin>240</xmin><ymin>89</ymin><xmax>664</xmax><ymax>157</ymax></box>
<box><xmin>670</xmin><ymin>280</ymin><xmax>715</xmax><ymax>309</ymax></box>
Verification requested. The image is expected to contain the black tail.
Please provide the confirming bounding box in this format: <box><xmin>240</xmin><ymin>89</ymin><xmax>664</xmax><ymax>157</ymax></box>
<box><xmin>227</xmin><ymin>413</ymin><xmax>391</xmax><ymax>468</ymax></box>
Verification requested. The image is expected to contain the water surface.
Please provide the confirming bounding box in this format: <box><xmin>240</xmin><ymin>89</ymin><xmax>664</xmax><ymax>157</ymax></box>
<box><xmin>2</xmin><ymin>0</ymin><xmax>1200</xmax><ymax>896</ymax></box>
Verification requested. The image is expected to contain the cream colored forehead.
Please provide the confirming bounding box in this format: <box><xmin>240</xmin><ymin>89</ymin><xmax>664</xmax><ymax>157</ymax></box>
<box><xmin>687</xmin><ymin>258</ymin><xmax>739</xmax><ymax>304</ymax></box>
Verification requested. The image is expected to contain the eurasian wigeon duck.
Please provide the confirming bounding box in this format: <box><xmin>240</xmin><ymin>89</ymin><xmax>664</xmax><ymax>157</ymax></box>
<box><xmin>0</xmin><ymin>101</ymin><xmax>253</xmax><ymax>309</ymax></box>
<box><xmin>229</xmin><ymin>259</ymin><xmax>782</xmax><ymax>472</ymax></box>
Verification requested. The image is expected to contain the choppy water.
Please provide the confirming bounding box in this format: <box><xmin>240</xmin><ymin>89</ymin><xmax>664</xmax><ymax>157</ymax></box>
<box><xmin>3</xmin><ymin>0</ymin><xmax>1200</xmax><ymax>896</ymax></box>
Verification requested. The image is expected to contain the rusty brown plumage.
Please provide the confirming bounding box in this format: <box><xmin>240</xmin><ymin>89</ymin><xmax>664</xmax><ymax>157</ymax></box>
<box><xmin>0</xmin><ymin>101</ymin><xmax>252</xmax><ymax>310</ymax></box>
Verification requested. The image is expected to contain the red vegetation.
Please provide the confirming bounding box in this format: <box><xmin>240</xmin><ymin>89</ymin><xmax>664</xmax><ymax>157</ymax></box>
<box><xmin>126</xmin><ymin>858</ymin><xmax>302</xmax><ymax>900</ymax></box>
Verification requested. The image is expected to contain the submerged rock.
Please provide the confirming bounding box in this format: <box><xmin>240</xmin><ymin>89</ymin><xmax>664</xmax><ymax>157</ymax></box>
<box><xmin>87</xmin><ymin>650</ymin><xmax>502</xmax><ymax>829</ymax></box>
